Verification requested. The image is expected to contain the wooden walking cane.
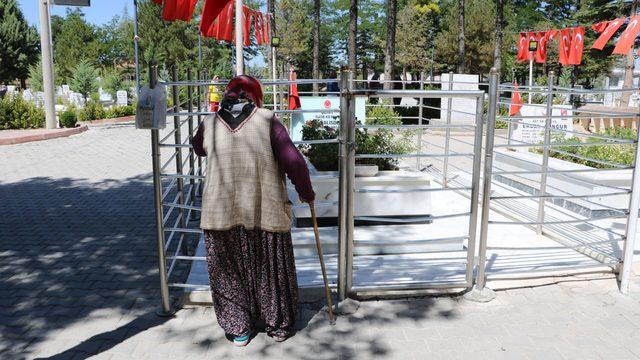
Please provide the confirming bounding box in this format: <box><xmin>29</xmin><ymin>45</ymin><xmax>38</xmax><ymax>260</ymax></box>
<box><xmin>309</xmin><ymin>201</ymin><xmax>336</xmax><ymax>325</ymax></box>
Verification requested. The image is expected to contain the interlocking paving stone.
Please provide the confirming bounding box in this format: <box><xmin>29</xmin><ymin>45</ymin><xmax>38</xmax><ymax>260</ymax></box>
<box><xmin>2</xmin><ymin>126</ymin><xmax>640</xmax><ymax>359</ymax></box>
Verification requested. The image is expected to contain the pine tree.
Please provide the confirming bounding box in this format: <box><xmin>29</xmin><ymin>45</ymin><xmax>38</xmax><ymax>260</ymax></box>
<box><xmin>0</xmin><ymin>0</ymin><xmax>40</xmax><ymax>87</ymax></box>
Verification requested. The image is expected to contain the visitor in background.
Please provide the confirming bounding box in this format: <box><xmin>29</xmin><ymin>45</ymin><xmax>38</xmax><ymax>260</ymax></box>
<box><xmin>326</xmin><ymin>70</ymin><xmax>340</xmax><ymax>94</ymax></box>
<box><xmin>208</xmin><ymin>75</ymin><xmax>221</xmax><ymax>112</ymax></box>
<box><xmin>192</xmin><ymin>75</ymin><xmax>314</xmax><ymax>347</ymax></box>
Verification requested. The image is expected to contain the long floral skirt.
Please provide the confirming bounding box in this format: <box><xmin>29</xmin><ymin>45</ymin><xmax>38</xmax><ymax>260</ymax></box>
<box><xmin>204</xmin><ymin>226</ymin><xmax>299</xmax><ymax>338</ymax></box>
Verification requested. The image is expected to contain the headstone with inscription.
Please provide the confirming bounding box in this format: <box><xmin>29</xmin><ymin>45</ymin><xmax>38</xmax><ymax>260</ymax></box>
<box><xmin>22</xmin><ymin>89</ymin><xmax>34</xmax><ymax>102</ymax></box>
<box><xmin>116</xmin><ymin>90</ymin><xmax>128</xmax><ymax>106</ymax></box>
<box><xmin>512</xmin><ymin>104</ymin><xmax>573</xmax><ymax>144</ymax></box>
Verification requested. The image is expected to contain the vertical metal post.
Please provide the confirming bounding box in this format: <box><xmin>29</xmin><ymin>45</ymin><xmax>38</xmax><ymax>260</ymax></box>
<box><xmin>149</xmin><ymin>62</ymin><xmax>173</xmax><ymax>316</ymax></box>
<box><xmin>186</xmin><ymin>69</ymin><xmax>196</xmax><ymax>220</ymax></box>
<box><xmin>528</xmin><ymin>53</ymin><xmax>534</xmax><ymax>104</ymax></box>
<box><xmin>443</xmin><ymin>72</ymin><xmax>454</xmax><ymax>187</ymax></box>
<box><xmin>465</xmin><ymin>95</ymin><xmax>485</xmax><ymax>287</ymax></box>
<box><xmin>234</xmin><ymin>0</ymin><xmax>244</xmax><ymax>75</ymax></box>
<box><xmin>345</xmin><ymin>70</ymin><xmax>356</xmax><ymax>296</ymax></box>
<box><xmin>171</xmin><ymin>67</ymin><xmax>187</xmax><ymax>254</ymax></box>
<box><xmin>620</xmin><ymin>118</ymin><xmax>640</xmax><ymax>293</ymax></box>
<box><xmin>475</xmin><ymin>68</ymin><xmax>499</xmax><ymax>291</ymax></box>
<box><xmin>417</xmin><ymin>71</ymin><xmax>424</xmax><ymax>171</ymax></box>
<box><xmin>196</xmin><ymin>70</ymin><xmax>203</xmax><ymax>196</ymax></box>
<box><xmin>536</xmin><ymin>72</ymin><xmax>554</xmax><ymax>235</ymax></box>
<box><xmin>38</xmin><ymin>0</ymin><xmax>56</xmax><ymax>129</ymax></box>
<box><xmin>133</xmin><ymin>0</ymin><xmax>141</xmax><ymax>94</ymax></box>
<box><xmin>272</xmin><ymin>47</ymin><xmax>278</xmax><ymax>110</ymax></box>
<box><xmin>338</xmin><ymin>67</ymin><xmax>350</xmax><ymax>300</ymax></box>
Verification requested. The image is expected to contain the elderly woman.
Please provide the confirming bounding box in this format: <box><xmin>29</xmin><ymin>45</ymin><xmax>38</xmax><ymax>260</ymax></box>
<box><xmin>192</xmin><ymin>75</ymin><xmax>314</xmax><ymax>346</ymax></box>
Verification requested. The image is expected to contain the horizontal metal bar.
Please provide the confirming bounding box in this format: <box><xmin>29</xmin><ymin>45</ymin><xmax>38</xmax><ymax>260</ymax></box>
<box><xmin>351</xmin><ymin>279</ymin><xmax>470</xmax><ymax>292</ymax></box>
<box><xmin>357</xmin><ymin>124</ymin><xmax>475</xmax><ymax>130</ymax></box>
<box><xmin>491</xmin><ymin>167</ymin><xmax>633</xmax><ymax>175</ymax></box>
<box><xmin>355</xmin><ymin>212</ymin><xmax>470</xmax><ymax>223</ymax></box>
<box><xmin>167</xmin><ymin>255</ymin><xmax>206</xmax><ymax>261</ymax></box>
<box><xmin>419</xmin><ymin>104</ymin><xmax>480</xmax><ymax>117</ymax></box>
<box><xmin>293</xmin><ymin>139</ymin><xmax>340</xmax><ymax>145</ymax></box>
<box><xmin>274</xmin><ymin>109</ymin><xmax>340</xmax><ymax>114</ymax></box>
<box><xmin>159</xmin><ymin>143</ymin><xmax>192</xmax><ymax>148</ymax></box>
<box><xmin>491</xmin><ymin>191</ymin><xmax>631</xmax><ymax>200</ymax></box>
<box><xmin>489</xmin><ymin>213</ymin><xmax>628</xmax><ymax>225</ymax></box>
<box><xmin>161</xmin><ymin>174</ymin><xmax>205</xmax><ymax>180</ymax></box>
<box><xmin>354</xmin><ymin>236</ymin><xmax>469</xmax><ymax>247</ymax></box>
<box><xmin>494</xmin><ymin>140</ymin><xmax>636</xmax><ymax>148</ymax></box>
<box><xmin>159</xmin><ymin>78</ymin><xmax>339</xmax><ymax>87</ymax></box>
<box><xmin>168</xmin><ymin>283</ymin><xmax>211</xmax><ymax>289</ymax></box>
<box><xmin>354</xmin><ymin>186</ymin><xmax>471</xmax><ymax>193</ymax></box>
<box><xmin>497</xmin><ymin>100</ymin><xmax>640</xmax><ymax>117</ymax></box>
<box><xmin>292</xmin><ymin>200</ymin><xmax>337</xmax><ymax>209</ymax></box>
<box><xmin>355</xmin><ymin>153</ymin><xmax>474</xmax><ymax>159</ymax></box>
<box><xmin>165</xmin><ymin>227</ymin><xmax>204</xmax><ymax>234</ymax></box>
<box><xmin>351</xmin><ymin>89</ymin><xmax>484</xmax><ymax>98</ymax></box>
<box><xmin>163</xmin><ymin>202</ymin><xmax>201</xmax><ymax>211</ymax></box>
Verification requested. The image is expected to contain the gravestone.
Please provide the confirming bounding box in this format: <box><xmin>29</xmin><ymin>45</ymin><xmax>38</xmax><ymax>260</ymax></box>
<box><xmin>440</xmin><ymin>73</ymin><xmax>479</xmax><ymax>125</ymax></box>
<box><xmin>116</xmin><ymin>90</ymin><xmax>128</xmax><ymax>106</ymax></box>
<box><xmin>62</xmin><ymin>85</ymin><xmax>70</xmax><ymax>94</ymax></box>
<box><xmin>512</xmin><ymin>104</ymin><xmax>573</xmax><ymax>144</ymax></box>
<box><xmin>22</xmin><ymin>89</ymin><xmax>34</xmax><ymax>102</ymax></box>
<box><xmin>35</xmin><ymin>92</ymin><xmax>45</xmax><ymax>108</ymax></box>
<box><xmin>69</xmin><ymin>92</ymin><xmax>85</xmax><ymax>108</ymax></box>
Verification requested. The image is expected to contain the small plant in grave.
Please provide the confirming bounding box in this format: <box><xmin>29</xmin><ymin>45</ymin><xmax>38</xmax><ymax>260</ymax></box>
<box><xmin>300</xmin><ymin>106</ymin><xmax>414</xmax><ymax>171</ymax></box>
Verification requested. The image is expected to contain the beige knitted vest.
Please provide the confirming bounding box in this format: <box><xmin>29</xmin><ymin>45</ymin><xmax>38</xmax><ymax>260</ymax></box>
<box><xmin>200</xmin><ymin>107</ymin><xmax>293</xmax><ymax>232</ymax></box>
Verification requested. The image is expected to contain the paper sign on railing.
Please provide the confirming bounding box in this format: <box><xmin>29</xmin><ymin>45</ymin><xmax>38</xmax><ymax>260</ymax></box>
<box><xmin>136</xmin><ymin>85</ymin><xmax>167</xmax><ymax>129</ymax></box>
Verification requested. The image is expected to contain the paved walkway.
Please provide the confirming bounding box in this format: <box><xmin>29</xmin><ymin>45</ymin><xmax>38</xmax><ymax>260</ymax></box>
<box><xmin>2</xmin><ymin>126</ymin><xmax>640</xmax><ymax>359</ymax></box>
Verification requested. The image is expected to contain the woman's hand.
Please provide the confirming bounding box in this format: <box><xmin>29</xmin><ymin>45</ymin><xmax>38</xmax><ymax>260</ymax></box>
<box><xmin>299</xmin><ymin>196</ymin><xmax>313</xmax><ymax>204</ymax></box>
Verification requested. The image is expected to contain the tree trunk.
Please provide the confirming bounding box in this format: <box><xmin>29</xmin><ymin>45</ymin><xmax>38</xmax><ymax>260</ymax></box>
<box><xmin>348</xmin><ymin>0</ymin><xmax>358</xmax><ymax>77</ymax></box>
<box><xmin>267</xmin><ymin>0</ymin><xmax>275</xmax><ymax>80</ymax></box>
<box><xmin>457</xmin><ymin>0</ymin><xmax>466</xmax><ymax>74</ymax></box>
<box><xmin>492</xmin><ymin>0</ymin><xmax>504</xmax><ymax>73</ymax></box>
<box><xmin>312</xmin><ymin>0</ymin><xmax>321</xmax><ymax>94</ymax></box>
<box><xmin>383</xmin><ymin>0</ymin><xmax>397</xmax><ymax>90</ymax></box>
<box><xmin>621</xmin><ymin>0</ymin><xmax>638</xmax><ymax>107</ymax></box>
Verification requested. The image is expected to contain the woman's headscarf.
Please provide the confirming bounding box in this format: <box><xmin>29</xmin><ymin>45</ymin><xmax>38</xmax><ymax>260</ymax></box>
<box><xmin>221</xmin><ymin>75</ymin><xmax>263</xmax><ymax>108</ymax></box>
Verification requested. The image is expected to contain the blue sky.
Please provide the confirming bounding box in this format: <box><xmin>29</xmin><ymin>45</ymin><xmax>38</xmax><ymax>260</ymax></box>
<box><xmin>19</xmin><ymin>0</ymin><xmax>131</xmax><ymax>29</ymax></box>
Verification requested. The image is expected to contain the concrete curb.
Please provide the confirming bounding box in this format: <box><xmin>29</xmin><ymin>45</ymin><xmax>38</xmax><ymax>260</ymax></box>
<box><xmin>81</xmin><ymin>115</ymin><xmax>135</xmax><ymax>127</ymax></box>
<box><xmin>0</xmin><ymin>125</ymin><xmax>89</xmax><ymax>146</ymax></box>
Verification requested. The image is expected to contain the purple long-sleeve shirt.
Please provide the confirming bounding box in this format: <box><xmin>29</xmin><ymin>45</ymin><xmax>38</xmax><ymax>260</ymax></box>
<box><xmin>192</xmin><ymin>116</ymin><xmax>315</xmax><ymax>202</ymax></box>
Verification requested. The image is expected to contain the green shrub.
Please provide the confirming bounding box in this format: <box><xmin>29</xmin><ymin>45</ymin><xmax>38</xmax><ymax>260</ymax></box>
<box><xmin>366</xmin><ymin>104</ymin><xmax>402</xmax><ymax>126</ymax></box>
<box><xmin>105</xmin><ymin>105</ymin><xmax>136</xmax><ymax>119</ymax></box>
<box><xmin>301</xmin><ymin>119</ymin><xmax>339</xmax><ymax>171</ymax></box>
<box><xmin>78</xmin><ymin>102</ymin><xmax>106</xmax><ymax>121</ymax></box>
<box><xmin>530</xmin><ymin>127</ymin><xmax>636</xmax><ymax>168</ymax></box>
<box><xmin>0</xmin><ymin>95</ymin><xmax>45</xmax><ymax>130</ymax></box>
<box><xmin>59</xmin><ymin>108</ymin><xmax>77</xmax><ymax>128</ymax></box>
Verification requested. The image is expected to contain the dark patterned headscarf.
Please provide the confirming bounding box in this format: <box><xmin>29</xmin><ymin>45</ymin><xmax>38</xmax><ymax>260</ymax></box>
<box><xmin>221</xmin><ymin>75</ymin><xmax>264</xmax><ymax>108</ymax></box>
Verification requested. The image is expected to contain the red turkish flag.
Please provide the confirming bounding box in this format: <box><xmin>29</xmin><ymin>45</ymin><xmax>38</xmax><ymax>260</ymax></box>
<box><xmin>263</xmin><ymin>14</ymin><xmax>270</xmax><ymax>44</ymax></box>
<box><xmin>517</xmin><ymin>33</ymin><xmax>528</xmax><ymax>62</ymax></box>
<box><xmin>509</xmin><ymin>81</ymin><xmax>523</xmax><ymax>117</ymax></box>
<box><xmin>568</xmin><ymin>27</ymin><xmax>585</xmax><ymax>65</ymax></box>
<box><xmin>200</xmin><ymin>0</ymin><xmax>233</xmax><ymax>38</ymax></box>
<box><xmin>289</xmin><ymin>69</ymin><xmax>301</xmax><ymax>110</ymax></box>
<box><xmin>162</xmin><ymin>0</ymin><xmax>197</xmax><ymax>22</ymax></box>
<box><xmin>592</xmin><ymin>17</ymin><xmax>626</xmax><ymax>50</ymax></box>
<box><xmin>613</xmin><ymin>16</ymin><xmax>640</xmax><ymax>55</ymax></box>
<box><xmin>592</xmin><ymin>21</ymin><xmax>609</xmax><ymax>34</ymax></box>
<box><xmin>534</xmin><ymin>31</ymin><xmax>549</xmax><ymax>63</ymax></box>
<box><xmin>558</xmin><ymin>28</ymin><xmax>572</xmax><ymax>66</ymax></box>
<box><xmin>254</xmin><ymin>12</ymin><xmax>264</xmax><ymax>45</ymax></box>
<box><xmin>152</xmin><ymin>0</ymin><xmax>162</xmax><ymax>4</ymax></box>
<box><xmin>241</xmin><ymin>7</ymin><xmax>252</xmax><ymax>46</ymax></box>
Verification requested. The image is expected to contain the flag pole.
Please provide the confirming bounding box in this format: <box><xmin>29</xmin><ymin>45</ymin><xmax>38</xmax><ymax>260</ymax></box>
<box><xmin>235</xmin><ymin>0</ymin><xmax>244</xmax><ymax>75</ymax></box>
<box><xmin>528</xmin><ymin>51</ymin><xmax>533</xmax><ymax>104</ymax></box>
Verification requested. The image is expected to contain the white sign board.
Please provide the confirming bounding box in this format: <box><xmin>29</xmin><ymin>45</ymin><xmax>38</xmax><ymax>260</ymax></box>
<box><xmin>116</xmin><ymin>90</ymin><xmax>128</xmax><ymax>106</ymax></box>
<box><xmin>290</xmin><ymin>96</ymin><xmax>366</xmax><ymax>141</ymax></box>
<box><xmin>440</xmin><ymin>73</ymin><xmax>479</xmax><ymax>124</ymax></box>
<box><xmin>512</xmin><ymin>104</ymin><xmax>573</xmax><ymax>144</ymax></box>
